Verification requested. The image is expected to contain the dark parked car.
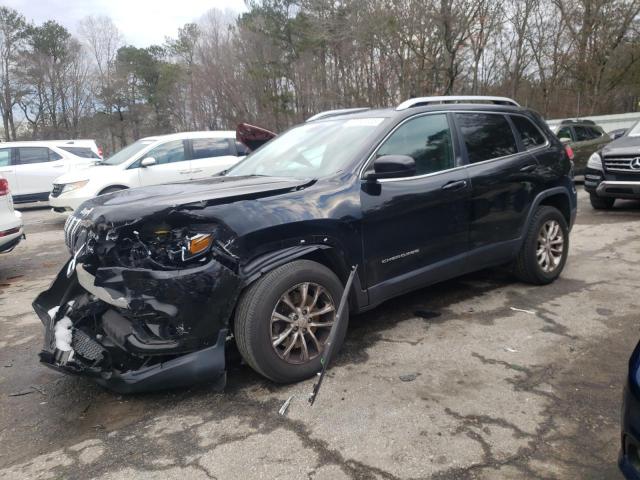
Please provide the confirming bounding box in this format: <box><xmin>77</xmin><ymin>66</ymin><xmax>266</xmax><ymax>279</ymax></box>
<box><xmin>584</xmin><ymin>120</ymin><xmax>640</xmax><ymax>209</ymax></box>
<box><xmin>620</xmin><ymin>340</ymin><xmax>640</xmax><ymax>479</ymax></box>
<box><xmin>33</xmin><ymin>96</ymin><xmax>577</xmax><ymax>393</ymax></box>
<box><xmin>551</xmin><ymin>119</ymin><xmax>611</xmax><ymax>175</ymax></box>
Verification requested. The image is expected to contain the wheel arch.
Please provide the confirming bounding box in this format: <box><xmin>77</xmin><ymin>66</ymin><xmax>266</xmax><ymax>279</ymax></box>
<box><xmin>98</xmin><ymin>185</ymin><xmax>128</xmax><ymax>196</ymax></box>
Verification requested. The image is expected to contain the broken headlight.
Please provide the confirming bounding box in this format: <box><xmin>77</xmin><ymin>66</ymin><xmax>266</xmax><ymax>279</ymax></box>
<box><xmin>117</xmin><ymin>227</ymin><xmax>214</xmax><ymax>268</ymax></box>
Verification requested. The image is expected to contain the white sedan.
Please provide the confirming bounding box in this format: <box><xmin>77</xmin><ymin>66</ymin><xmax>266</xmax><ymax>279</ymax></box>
<box><xmin>0</xmin><ymin>175</ymin><xmax>24</xmax><ymax>253</ymax></box>
<box><xmin>50</xmin><ymin>131</ymin><xmax>247</xmax><ymax>213</ymax></box>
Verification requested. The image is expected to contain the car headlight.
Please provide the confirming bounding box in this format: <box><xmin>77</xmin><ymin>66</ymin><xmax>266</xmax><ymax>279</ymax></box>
<box><xmin>61</xmin><ymin>180</ymin><xmax>89</xmax><ymax>194</ymax></box>
<box><xmin>121</xmin><ymin>228</ymin><xmax>215</xmax><ymax>268</ymax></box>
<box><xmin>587</xmin><ymin>152</ymin><xmax>603</xmax><ymax>170</ymax></box>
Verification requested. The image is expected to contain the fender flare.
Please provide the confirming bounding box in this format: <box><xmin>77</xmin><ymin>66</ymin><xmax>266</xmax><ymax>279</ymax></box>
<box><xmin>239</xmin><ymin>244</ymin><xmax>368</xmax><ymax>311</ymax></box>
<box><xmin>519</xmin><ymin>187</ymin><xmax>574</xmax><ymax>243</ymax></box>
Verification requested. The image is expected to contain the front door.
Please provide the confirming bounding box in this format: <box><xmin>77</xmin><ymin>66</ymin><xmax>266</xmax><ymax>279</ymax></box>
<box><xmin>361</xmin><ymin>113</ymin><xmax>470</xmax><ymax>294</ymax></box>
<box><xmin>136</xmin><ymin>140</ymin><xmax>191</xmax><ymax>186</ymax></box>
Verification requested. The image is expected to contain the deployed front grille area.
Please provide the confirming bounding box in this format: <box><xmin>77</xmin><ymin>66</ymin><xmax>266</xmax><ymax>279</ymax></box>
<box><xmin>603</xmin><ymin>157</ymin><xmax>640</xmax><ymax>173</ymax></box>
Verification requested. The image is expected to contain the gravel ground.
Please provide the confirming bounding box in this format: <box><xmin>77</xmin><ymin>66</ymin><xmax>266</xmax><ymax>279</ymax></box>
<box><xmin>0</xmin><ymin>189</ymin><xmax>635</xmax><ymax>479</ymax></box>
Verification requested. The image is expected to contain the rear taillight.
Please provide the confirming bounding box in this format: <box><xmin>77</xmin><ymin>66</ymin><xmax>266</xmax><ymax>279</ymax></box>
<box><xmin>98</xmin><ymin>146</ymin><xmax>103</xmax><ymax>158</ymax></box>
<box><xmin>565</xmin><ymin>145</ymin><xmax>574</xmax><ymax>161</ymax></box>
<box><xmin>0</xmin><ymin>178</ymin><xmax>8</xmax><ymax>196</ymax></box>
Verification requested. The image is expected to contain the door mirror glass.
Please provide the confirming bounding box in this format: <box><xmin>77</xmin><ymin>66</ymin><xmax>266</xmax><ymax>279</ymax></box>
<box><xmin>366</xmin><ymin>155</ymin><xmax>416</xmax><ymax>180</ymax></box>
<box><xmin>140</xmin><ymin>157</ymin><xmax>157</xmax><ymax>167</ymax></box>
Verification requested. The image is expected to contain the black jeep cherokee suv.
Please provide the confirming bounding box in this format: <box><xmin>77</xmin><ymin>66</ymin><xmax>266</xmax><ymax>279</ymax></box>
<box><xmin>34</xmin><ymin>96</ymin><xmax>577</xmax><ymax>393</ymax></box>
<box><xmin>584</xmin><ymin>120</ymin><xmax>640</xmax><ymax>209</ymax></box>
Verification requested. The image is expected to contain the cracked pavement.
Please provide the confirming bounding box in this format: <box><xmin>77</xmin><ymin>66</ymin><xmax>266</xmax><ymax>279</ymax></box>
<box><xmin>0</xmin><ymin>189</ymin><xmax>634</xmax><ymax>479</ymax></box>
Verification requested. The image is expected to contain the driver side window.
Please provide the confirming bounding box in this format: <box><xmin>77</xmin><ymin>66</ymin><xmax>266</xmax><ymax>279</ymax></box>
<box><xmin>147</xmin><ymin>140</ymin><xmax>186</xmax><ymax>165</ymax></box>
<box><xmin>376</xmin><ymin>114</ymin><xmax>454</xmax><ymax>176</ymax></box>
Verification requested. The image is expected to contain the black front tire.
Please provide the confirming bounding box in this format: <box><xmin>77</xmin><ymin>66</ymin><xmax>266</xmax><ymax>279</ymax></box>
<box><xmin>514</xmin><ymin>206</ymin><xmax>569</xmax><ymax>285</ymax></box>
<box><xmin>589</xmin><ymin>193</ymin><xmax>615</xmax><ymax>210</ymax></box>
<box><xmin>234</xmin><ymin>260</ymin><xmax>347</xmax><ymax>383</ymax></box>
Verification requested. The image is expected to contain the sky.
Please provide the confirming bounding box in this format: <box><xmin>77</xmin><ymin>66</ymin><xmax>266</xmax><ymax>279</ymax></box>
<box><xmin>4</xmin><ymin>0</ymin><xmax>248</xmax><ymax>46</ymax></box>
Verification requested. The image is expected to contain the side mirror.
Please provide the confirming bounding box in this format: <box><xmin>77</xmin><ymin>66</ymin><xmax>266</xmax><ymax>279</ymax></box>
<box><xmin>559</xmin><ymin>137</ymin><xmax>572</xmax><ymax>144</ymax></box>
<box><xmin>140</xmin><ymin>157</ymin><xmax>156</xmax><ymax>167</ymax></box>
<box><xmin>365</xmin><ymin>155</ymin><xmax>416</xmax><ymax>181</ymax></box>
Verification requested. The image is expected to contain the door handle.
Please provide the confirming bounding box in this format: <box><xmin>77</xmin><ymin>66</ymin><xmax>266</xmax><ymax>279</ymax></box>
<box><xmin>441</xmin><ymin>180</ymin><xmax>467</xmax><ymax>191</ymax></box>
<box><xmin>520</xmin><ymin>164</ymin><xmax>537</xmax><ymax>173</ymax></box>
<box><xmin>0</xmin><ymin>169</ymin><xmax>11</xmax><ymax>173</ymax></box>
<box><xmin>52</xmin><ymin>164</ymin><xmax>64</xmax><ymax>168</ymax></box>
<box><xmin>191</xmin><ymin>169</ymin><xmax>203</xmax><ymax>174</ymax></box>
<box><xmin>178</xmin><ymin>170</ymin><xmax>191</xmax><ymax>174</ymax></box>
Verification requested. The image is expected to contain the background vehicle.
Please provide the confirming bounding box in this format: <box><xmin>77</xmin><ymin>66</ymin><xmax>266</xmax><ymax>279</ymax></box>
<box><xmin>0</xmin><ymin>141</ymin><xmax>99</xmax><ymax>203</ymax></box>
<box><xmin>584</xmin><ymin>120</ymin><xmax>640</xmax><ymax>209</ymax></box>
<box><xmin>551</xmin><ymin>119</ymin><xmax>611</xmax><ymax>174</ymax></box>
<box><xmin>34</xmin><ymin>96</ymin><xmax>576</xmax><ymax>393</ymax></box>
<box><xmin>0</xmin><ymin>175</ymin><xmax>23</xmax><ymax>253</ymax></box>
<box><xmin>49</xmin><ymin>131</ymin><xmax>244</xmax><ymax>213</ymax></box>
<box><xmin>619</xmin><ymin>339</ymin><xmax>640</xmax><ymax>479</ymax></box>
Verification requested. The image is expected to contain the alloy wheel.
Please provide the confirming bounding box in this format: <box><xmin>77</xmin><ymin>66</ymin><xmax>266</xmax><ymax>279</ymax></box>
<box><xmin>270</xmin><ymin>282</ymin><xmax>336</xmax><ymax>364</ymax></box>
<box><xmin>536</xmin><ymin>219</ymin><xmax>564</xmax><ymax>273</ymax></box>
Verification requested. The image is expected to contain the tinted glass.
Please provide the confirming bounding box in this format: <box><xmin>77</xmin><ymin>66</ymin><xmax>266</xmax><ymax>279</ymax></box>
<box><xmin>573</xmin><ymin>126</ymin><xmax>593</xmax><ymax>141</ymax></box>
<box><xmin>587</xmin><ymin>127</ymin><xmax>603</xmax><ymax>138</ymax></box>
<box><xmin>191</xmin><ymin>138</ymin><xmax>230</xmax><ymax>159</ymax></box>
<box><xmin>60</xmin><ymin>146</ymin><xmax>100</xmax><ymax>158</ymax></box>
<box><xmin>17</xmin><ymin>147</ymin><xmax>50</xmax><ymax>164</ymax></box>
<box><xmin>510</xmin><ymin>115</ymin><xmax>546</xmax><ymax>150</ymax></box>
<box><xmin>556</xmin><ymin>126</ymin><xmax>573</xmax><ymax>141</ymax></box>
<box><xmin>147</xmin><ymin>140</ymin><xmax>186</xmax><ymax>165</ymax></box>
<box><xmin>456</xmin><ymin>113</ymin><xmax>517</xmax><ymax>163</ymax></box>
<box><xmin>49</xmin><ymin>149</ymin><xmax>62</xmax><ymax>160</ymax></box>
<box><xmin>0</xmin><ymin>148</ymin><xmax>10</xmax><ymax>167</ymax></box>
<box><xmin>235</xmin><ymin>141</ymin><xmax>249</xmax><ymax>156</ymax></box>
<box><xmin>376</xmin><ymin>114</ymin><xmax>453</xmax><ymax>175</ymax></box>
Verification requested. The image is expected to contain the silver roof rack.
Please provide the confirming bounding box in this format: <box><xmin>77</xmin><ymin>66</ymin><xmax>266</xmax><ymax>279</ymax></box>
<box><xmin>396</xmin><ymin>95</ymin><xmax>520</xmax><ymax>111</ymax></box>
<box><xmin>306</xmin><ymin>108</ymin><xmax>370</xmax><ymax>122</ymax></box>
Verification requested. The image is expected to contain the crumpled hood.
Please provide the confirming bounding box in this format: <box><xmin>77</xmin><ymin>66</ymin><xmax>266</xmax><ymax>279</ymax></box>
<box><xmin>75</xmin><ymin>175</ymin><xmax>315</xmax><ymax>224</ymax></box>
<box><xmin>602</xmin><ymin>136</ymin><xmax>640</xmax><ymax>157</ymax></box>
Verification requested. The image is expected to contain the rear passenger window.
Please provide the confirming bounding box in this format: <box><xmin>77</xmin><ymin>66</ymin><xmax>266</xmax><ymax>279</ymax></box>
<box><xmin>0</xmin><ymin>149</ymin><xmax>10</xmax><ymax>166</ymax></box>
<box><xmin>376</xmin><ymin>113</ymin><xmax>454</xmax><ymax>176</ymax></box>
<box><xmin>60</xmin><ymin>146</ymin><xmax>100</xmax><ymax>158</ymax></box>
<box><xmin>573</xmin><ymin>126</ymin><xmax>593</xmax><ymax>141</ymax></box>
<box><xmin>191</xmin><ymin>139</ymin><xmax>231</xmax><ymax>159</ymax></box>
<box><xmin>17</xmin><ymin>147</ymin><xmax>51</xmax><ymax>164</ymax></box>
<box><xmin>510</xmin><ymin>115</ymin><xmax>546</xmax><ymax>150</ymax></box>
<box><xmin>456</xmin><ymin>113</ymin><xmax>517</xmax><ymax>163</ymax></box>
<box><xmin>588</xmin><ymin>127</ymin><xmax>603</xmax><ymax>138</ymax></box>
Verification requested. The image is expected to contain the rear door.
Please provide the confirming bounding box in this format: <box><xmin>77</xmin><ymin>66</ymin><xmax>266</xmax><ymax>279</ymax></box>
<box><xmin>188</xmin><ymin>138</ymin><xmax>238</xmax><ymax>179</ymax></box>
<box><xmin>455</xmin><ymin>112</ymin><xmax>542</xmax><ymax>250</ymax></box>
<box><xmin>14</xmin><ymin>147</ymin><xmax>66</xmax><ymax>196</ymax></box>
<box><xmin>0</xmin><ymin>148</ymin><xmax>17</xmax><ymax>194</ymax></box>
<box><xmin>135</xmin><ymin>140</ymin><xmax>191</xmax><ymax>186</ymax></box>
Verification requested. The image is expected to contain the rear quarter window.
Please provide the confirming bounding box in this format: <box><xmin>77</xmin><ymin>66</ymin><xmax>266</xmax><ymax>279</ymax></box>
<box><xmin>510</xmin><ymin>115</ymin><xmax>546</xmax><ymax>150</ymax></box>
<box><xmin>191</xmin><ymin>138</ymin><xmax>231</xmax><ymax>159</ymax></box>
<box><xmin>455</xmin><ymin>113</ymin><xmax>518</xmax><ymax>163</ymax></box>
<box><xmin>0</xmin><ymin>148</ymin><xmax>11</xmax><ymax>166</ymax></box>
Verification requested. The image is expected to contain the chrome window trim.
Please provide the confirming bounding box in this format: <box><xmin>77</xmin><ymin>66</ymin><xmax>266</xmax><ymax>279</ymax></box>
<box><xmin>360</xmin><ymin>110</ymin><xmax>549</xmax><ymax>183</ymax></box>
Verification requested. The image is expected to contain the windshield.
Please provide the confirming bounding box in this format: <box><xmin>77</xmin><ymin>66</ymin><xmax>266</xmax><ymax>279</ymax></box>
<box><xmin>628</xmin><ymin>121</ymin><xmax>640</xmax><ymax>137</ymax></box>
<box><xmin>100</xmin><ymin>139</ymin><xmax>155</xmax><ymax>165</ymax></box>
<box><xmin>227</xmin><ymin>118</ymin><xmax>386</xmax><ymax>178</ymax></box>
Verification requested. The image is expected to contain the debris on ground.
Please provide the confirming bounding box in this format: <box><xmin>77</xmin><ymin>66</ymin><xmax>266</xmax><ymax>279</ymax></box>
<box><xmin>414</xmin><ymin>310</ymin><xmax>441</xmax><ymax>320</ymax></box>
<box><xmin>278</xmin><ymin>395</ymin><xmax>294</xmax><ymax>416</ymax></box>
<box><xmin>9</xmin><ymin>389</ymin><xmax>35</xmax><ymax>397</ymax></box>
<box><xmin>504</xmin><ymin>347</ymin><xmax>518</xmax><ymax>353</ymax></box>
<box><xmin>399</xmin><ymin>373</ymin><xmax>418</xmax><ymax>382</ymax></box>
<box><xmin>510</xmin><ymin>307</ymin><xmax>536</xmax><ymax>315</ymax></box>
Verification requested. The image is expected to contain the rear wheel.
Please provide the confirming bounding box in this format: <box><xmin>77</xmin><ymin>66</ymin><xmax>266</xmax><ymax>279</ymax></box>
<box><xmin>234</xmin><ymin>260</ymin><xmax>346</xmax><ymax>383</ymax></box>
<box><xmin>514</xmin><ymin>206</ymin><xmax>569</xmax><ymax>285</ymax></box>
<box><xmin>589</xmin><ymin>193</ymin><xmax>615</xmax><ymax>210</ymax></box>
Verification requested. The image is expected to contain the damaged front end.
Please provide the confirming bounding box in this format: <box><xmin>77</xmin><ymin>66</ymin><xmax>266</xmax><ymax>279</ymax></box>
<box><xmin>33</xmin><ymin>210</ymin><xmax>242</xmax><ymax>393</ymax></box>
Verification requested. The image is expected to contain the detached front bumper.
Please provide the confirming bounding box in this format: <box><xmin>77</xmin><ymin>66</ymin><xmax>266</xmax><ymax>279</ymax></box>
<box><xmin>33</xmin><ymin>258</ymin><xmax>241</xmax><ymax>393</ymax></box>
